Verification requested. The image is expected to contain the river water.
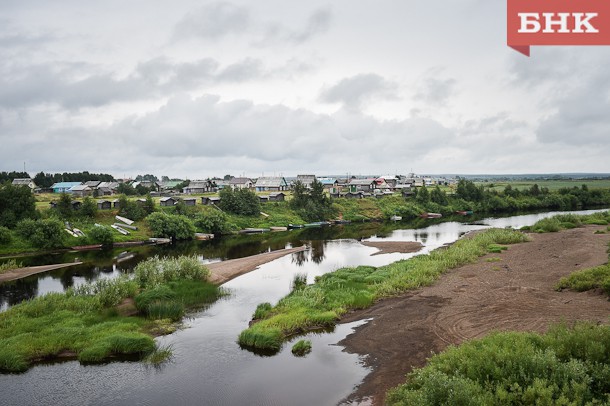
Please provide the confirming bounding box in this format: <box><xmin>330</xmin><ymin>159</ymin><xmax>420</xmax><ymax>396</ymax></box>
<box><xmin>0</xmin><ymin>209</ymin><xmax>606</xmax><ymax>405</ymax></box>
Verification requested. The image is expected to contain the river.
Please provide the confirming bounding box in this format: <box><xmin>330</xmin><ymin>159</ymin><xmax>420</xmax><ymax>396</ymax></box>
<box><xmin>0</xmin><ymin>209</ymin><xmax>606</xmax><ymax>405</ymax></box>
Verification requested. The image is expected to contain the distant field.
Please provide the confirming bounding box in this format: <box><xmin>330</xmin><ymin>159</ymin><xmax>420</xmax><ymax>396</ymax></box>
<box><xmin>479</xmin><ymin>179</ymin><xmax>610</xmax><ymax>192</ymax></box>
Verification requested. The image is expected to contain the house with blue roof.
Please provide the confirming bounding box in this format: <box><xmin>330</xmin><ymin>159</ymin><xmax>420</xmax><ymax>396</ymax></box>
<box><xmin>51</xmin><ymin>182</ymin><xmax>82</xmax><ymax>194</ymax></box>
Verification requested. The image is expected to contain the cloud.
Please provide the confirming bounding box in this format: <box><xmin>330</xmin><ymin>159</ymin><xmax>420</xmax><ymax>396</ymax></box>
<box><xmin>320</xmin><ymin>74</ymin><xmax>399</xmax><ymax>110</ymax></box>
<box><xmin>414</xmin><ymin>68</ymin><xmax>457</xmax><ymax>106</ymax></box>
<box><xmin>172</xmin><ymin>2</ymin><xmax>250</xmax><ymax>40</ymax></box>
<box><xmin>260</xmin><ymin>8</ymin><xmax>332</xmax><ymax>45</ymax></box>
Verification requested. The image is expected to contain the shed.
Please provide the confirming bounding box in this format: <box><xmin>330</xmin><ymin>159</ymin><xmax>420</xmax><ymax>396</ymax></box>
<box><xmin>268</xmin><ymin>192</ymin><xmax>286</xmax><ymax>202</ymax></box>
<box><xmin>160</xmin><ymin>197</ymin><xmax>177</xmax><ymax>206</ymax></box>
<box><xmin>97</xmin><ymin>200</ymin><xmax>112</xmax><ymax>210</ymax></box>
<box><xmin>112</xmin><ymin>199</ymin><xmax>120</xmax><ymax>208</ymax></box>
<box><xmin>259</xmin><ymin>195</ymin><xmax>269</xmax><ymax>203</ymax></box>
<box><xmin>183</xmin><ymin>198</ymin><xmax>196</xmax><ymax>206</ymax></box>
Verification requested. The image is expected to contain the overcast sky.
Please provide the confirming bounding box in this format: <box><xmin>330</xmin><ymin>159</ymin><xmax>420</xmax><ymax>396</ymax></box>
<box><xmin>1</xmin><ymin>0</ymin><xmax>609</xmax><ymax>179</ymax></box>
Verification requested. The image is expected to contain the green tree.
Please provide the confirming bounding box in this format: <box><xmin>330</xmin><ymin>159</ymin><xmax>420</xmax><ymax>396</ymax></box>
<box><xmin>416</xmin><ymin>185</ymin><xmax>430</xmax><ymax>204</ymax></box>
<box><xmin>17</xmin><ymin>218</ymin><xmax>65</xmax><ymax>249</ymax></box>
<box><xmin>88</xmin><ymin>226</ymin><xmax>114</xmax><ymax>247</ymax></box>
<box><xmin>219</xmin><ymin>188</ymin><xmax>261</xmax><ymax>216</ymax></box>
<box><xmin>56</xmin><ymin>193</ymin><xmax>74</xmax><ymax>219</ymax></box>
<box><xmin>0</xmin><ymin>183</ymin><xmax>37</xmax><ymax>228</ymax></box>
<box><xmin>430</xmin><ymin>186</ymin><xmax>448</xmax><ymax>205</ymax></box>
<box><xmin>81</xmin><ymin>196</ymin><xmax>97</xmax><ymax>218</ymax></box>
<box><xmin>193</xmin><ymin>210</ymin><xmax>228</xmax><ymax>234</ymax></box>
<box><xmin>142</xmin><ymin>194</ymin><xmax>155</xmax><ymax>215</ymax></box>
<box><xmin>117</xmin><ymin>195</ymin><xmax>145</xmax><ymax>221</ymax></box>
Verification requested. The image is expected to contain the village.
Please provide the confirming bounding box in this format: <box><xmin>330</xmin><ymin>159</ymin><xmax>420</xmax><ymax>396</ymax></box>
<box><xmin>10</xmin><ymin>173</ymin><xmax>456</xmax><ymax>210</ymax></box>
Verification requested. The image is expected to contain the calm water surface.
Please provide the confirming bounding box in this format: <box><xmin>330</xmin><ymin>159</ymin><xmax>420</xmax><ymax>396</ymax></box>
<box><xmin>0</xmin><ymin>208</ymin><xmax>606</xmax><ymax>405</ymax></box>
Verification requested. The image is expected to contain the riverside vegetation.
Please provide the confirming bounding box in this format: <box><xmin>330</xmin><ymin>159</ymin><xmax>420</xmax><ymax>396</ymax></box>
<box><xmin>2</xmin><ymin>179</ymin><xmax>610</xmax><ymax>256</ymax></box>
<box><xmin>385</xmin><ymin>210</ymin><xmax>610</xmax><ymax>405</ymax></box>
<box><xmin>0</xmin><ymin>256</ymin><xmax>222</xmax><ymax>372</ymax></box>
<box><xmin>238</xmin><ymin>228</ymin><xmax>531</xmax><ymax>351</ymax></box>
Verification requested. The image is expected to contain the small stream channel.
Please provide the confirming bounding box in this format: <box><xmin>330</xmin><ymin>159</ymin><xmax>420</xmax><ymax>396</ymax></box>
<box><xmin>0</xmin><ymin>209</ymin><xmax>606</xmax><ymax>405</ymax></box>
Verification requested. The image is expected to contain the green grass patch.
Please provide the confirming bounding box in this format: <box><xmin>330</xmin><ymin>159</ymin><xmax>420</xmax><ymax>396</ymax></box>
<box><xmin>485</xmin><ymin>257</ymin><xmax>501</xmax><ymax>262</ymax></box>
<box><xmin>530</xmin><ymin>211</ymin><xmax>610</xmax><ymax>234</ymax></box>
<box><xmin>556</xmin><ymin>263</ymin><xmax>610</xmax><ymax>296</ymax></box>
<box><xmin>238</xmin><ymin>228</ymin><xmax>531</xmax><ymax>351</ymax></box>
<box><xmin>291</xmin><ymin>339</ymin><xmax>312</xmax><ymax>356</ymax></box>
<box><xmin>487</xmin><ymin>244</ymin><xmax>508</xmax><ymax>253</ymax></box>
<box><xmin>386</xmin><ymin>323</ymin><xmax>610</xmax><ymax>405</ymax></box>
<box><xmin>0</xmin><ymin>259</ymin><xmax>23</xmax><ymax>274</ymax></box>
<box><xmin>0</xmin><ymin>256</ymin><xmax>222</xmax><ymax>372</ymax></box>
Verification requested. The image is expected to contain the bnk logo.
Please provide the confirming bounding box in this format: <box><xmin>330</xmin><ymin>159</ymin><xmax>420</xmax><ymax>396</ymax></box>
<box><xmin>507</xmin><ymin>0</ymin><xmax>610</xmax><ymax>56</ymax></box>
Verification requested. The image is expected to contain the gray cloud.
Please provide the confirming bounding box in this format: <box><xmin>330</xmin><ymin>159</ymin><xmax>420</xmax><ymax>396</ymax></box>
<box><xmin>172</xmin><ymin>2</ymin><xmax>250</xmax><ymax>40</ymax></box>
<box><xmin>414</xmin><ymin>69</ymin><xmax>457</xmax><ymax>106</ymax></box>
<box><xmin>320</xmin><ymin>74</ymin><xmax>398</xmax><ymax>110</ymax></box>
<box><xmin>260</xmin><ymin>8</ymin><xmax>332</xmax><ymax>45</ymax></box>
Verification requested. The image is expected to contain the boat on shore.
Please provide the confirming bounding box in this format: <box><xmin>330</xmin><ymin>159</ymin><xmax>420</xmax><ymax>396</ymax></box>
<box><xmin>270</xmin><ymin>226</ymin><xmax>288</xmax><ymax>232</ymax></box>
<box><xmin>420</xmin><ymin>212</ymin><xmax>443</xmax><ymax>219</ymax></box>
<box><xmin>390</xmin><ymin>215</ymin><xmax>402</xmax><ymax>221</ymax></box>
<box><xmin>239</xmin><ymin>228</ymin><xmax>270</xmax><ymax>234</ymax></box>
<box><xmin>455</xmin><ymin>210</ymin><xmax>474</xmax><ymax>216</ymax></box>
<box><xmin>288</xmin><ymin>224</ymin><xmax>304</xmax><ymax>229</ymax></box>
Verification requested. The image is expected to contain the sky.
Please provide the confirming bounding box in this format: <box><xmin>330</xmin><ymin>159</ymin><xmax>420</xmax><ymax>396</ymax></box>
<box><xmin>1</xmin><ymin>0</ymin><xmax>609</xmax><ymax>179</ymax></box>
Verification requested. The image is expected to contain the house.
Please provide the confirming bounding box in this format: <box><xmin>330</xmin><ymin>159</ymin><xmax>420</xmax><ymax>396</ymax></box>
<box><xmin>255</xmin><ymin>177</ymin><xmax>288</xmax><ymax>192</ymax></box>
<box><xmin>182</xmin><ymin>198</ymin><xmax>196</xmax><ymax>206</ymax></box>
<box><xmin>85</xmin><ymin>181</ymin><xmax>101</xmax><ymax>189</ymax></box>
<box><xmin>200</xmin><ymin>196</ymin><xmax>221</xmax><ymax>205</ymax></box>
<box><xmin>159</xmin><ymin>197</ymin><xmax>178</xmax><ymax>206</ymax></box>
<box><xmin>215</xmin><ymin>180</ymin><xmax>230</xmax><ymax>190</ymax></box>
<box><xmin>160</xmin><ymin>181</ymin><xmax>182</xmax><ymax>191</ymax></box>
<box><xmin>373</xmin><ymin>178</ymin><xmax>392</xmax><ymax>192</ymax></box>
<box><xmin>51</xmin><ymin>182</ymin><xmax>82</xmax><ymax>194</ymax></box>
<box><xmin>69</xmin><ymin>184</ymin><xmax>93</xmax><ymax>197</ymax></box>
<box><xmin>97</xmin><ymin>200</ymin><xmax>112</xmax><ymax>210</ymax></box>
<box><xmin>136</xmin><ymin>198</ymin><xmax>147</xmax><ymax>206</ymax></box>
<box><xmin>112</xmin><ymin>199</ymin><xmax>120</xmax><ymax>208</ymax></box>
<box><xmin>268</xmin><ymin>192</ymin><xmax>286</xmax><ymax>202</ymax></box>
<box><xmin>229</xmin><ymin>177</ymin><xmax>254</xmax><ymax>190</ymax></box>
<box><xmin>318</xmin><ymin>178</ymin><xmax>339</xmax><ymax>194</ymax></box>
<box><xmin>183</xmin><ymin>181</ymin><xmax>212</xmax><ymax>194</ymax></box>
<box><xmin>377</xmin><ymin>176</ymin><xmax>398</xmax><ymax>189</ymax></box>
<box><xmin>347</xmin><ymin>178</ymin><xmax>376</xmax><ymax>193</ymax></box>
<box><xmin>11</xmin><ymin>178</ymin><xmax>37</xmax><ymax>191</ymax></box>
<box><xmin>96</xmin><ymin>182</ymin><xmax>119</xmax><ymax>196</ymax></box>
<box><xmin>343</xmin><ymin>191</ymin><xmax>364</xmax><ymax>199</ymax></box>
<box><xmin>259</xmin><ymin>195</ymin><xmax>269</xmax><ymax>203</ymax></box>
<box><xmin>296</xmin><ymin>175</ymin><xmax>316</xmax><ymax>189</ymax></box>
<box><xmin>71</xmin><ymin>201</ymin><xmax>82</xmax><ymax>210</ymax></box>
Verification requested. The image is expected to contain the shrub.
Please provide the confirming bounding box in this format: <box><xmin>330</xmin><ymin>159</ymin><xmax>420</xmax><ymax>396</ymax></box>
<box><xmin>88</xmin><ymin>225</ymin><xmax>114</xmax><ymax>246</ymax></box>
<box><xmin>0</xmin><ymin>226</ymin><xmax>11</xmax><ymax>244</ymax></box>
<box><xmin>219</xmin><ymin>188</ymin><xmax>261</xmax><ymax>216</ymax></box>
<box><xmin>147</xmin><ymin>212</ymin><xmax>195</xmax><ymax>240</ymax></box>
<box><xmin>134</xmin><ymin>256</ymin><xmax>209</xmax><ymax>288</ymax></box>
<box><xmin>70</xmin><ymin>276</ymin><xmax>138</xmax><ymax>307</ymax></box>
<box><xmin>0</xmin><ymin>259</ymin><xmax>22</xmax><ymax>273</ymax></box>
<box><xmin>193</xmin><ymin>210</ymin><xmax>228</xmax><ymax>234</ymax></box>
<box><xmin>253</xmin><ymin>302</ymin><xmax>273</xmax><ymax>320</ymax></box>
<box><xmin>16</xmin><ymin>218</ymin><xmax>65</xmax><ymax>249</ymax></box>
<box><xmin>291</xmin><ymin>273</ymin><xmax>308</xmax><ymax>291</ymax></box>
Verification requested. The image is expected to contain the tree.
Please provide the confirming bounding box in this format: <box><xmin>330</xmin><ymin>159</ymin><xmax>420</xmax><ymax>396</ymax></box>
<box><xmin>430</xmin><ymin>186</ymin><xmax>448</xmax><ymax>205</ymax></box>
<box><xmin>289</xmin><ymin>179</ymin><xmax>332</xmax><ymax>222</ymax></box>
<box><xmin>142</xmin><ymin>194</ymin><xmax>155</xmax><ymax>215</ymax></box>
<box><xmin>117</xmin><ymin>195</ymin><xmax>145</xmax><ymax>221</ymax></box>
<box><xmin>194</xmin><ymin>210</ymin><xmax>228</xmax><ymax>234</ymax></box>
<box><xmin>0</xmin><ymin>183</ymin><xmax>37</xmax><ymax>228</ymax></box>
<box><xmin>16</xmin><ymin>218</ymin><xmax>65</xmax><ymax>249</ymax></box>
<box><xmin>88</xmin><ymin>226</ymin><xmax>114</xmax><ymax>247</ymax></box>
<box><xmin>56</xmin><ymin>193</ymin><xmax>74</xmax><ymax>219</ymax></box>
<box><xmin>416</xmin><ymin>185</ymin><xmax>430</xmax><ymax>204</ymax></box>
<box><xmin>117</xmin><ymin>183</ymin><xmax>137</xmax><ymax>196</ymax></box>
<box><xmin>81</xmin><ymin>196</ymin><xmax>97</xmax><ymax>218</ymax></box>
<box><xmin>219</xmin><ymin>188</ymin><xmax>261</xmax><ymax>216</ymax></box>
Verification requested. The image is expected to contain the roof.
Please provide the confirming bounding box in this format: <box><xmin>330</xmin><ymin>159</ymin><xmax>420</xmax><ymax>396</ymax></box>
<box><xmin>296</xmin><ymin>175</ymin><xmax>316</xmax><ymax>185</ymax></box>
<box><xmin>160</xmin><ymin>197</ymin><xmax>177</xmax><ymax>202</ymax></box>
<box><xmin>255</xmin><ymin>177</ymin><xmax>287</xmax><ymax>187</ymax></box>
<box><xmin>161</xmin><ymin>181</ymin><xmax>182</xmax><ymax>189</ymax></box>
<box><xmin>186</xmin><ymin>181</ymin><xmax>209</xmax><ymax>188</ymax></box>
<box><xmin>51</xmin><ymin>182</ymin><xmax>82</xmax><ymax>189</ymax></box>
<box><xmin>269</xmin><ymin>192</ymin><xmax>286</xmax><ymax>197</ymax></box>
<box><xmin>98</xmin><ymin>182</ymin><xmax>119</xmax><ymax>189</ymax></box>
<box><xmin>85</xmin><ymin>181</ymin><xmax>101</xmax><ymax>187</ymax></box>
<box><xmin>69</xmin><ymin>184</ymin><xmax>91</xmax><ymax>192</ymax></box>
<box><xmin>229</xmin><ymin>177</ymin><xmax>252</xmax><ymax>185</ymax></box>
<box><xmin>318</xmin><ymin>178</ymin><xmax>337</xmax><ymax>185</ymax></box>
<box><xmin>12</xmin><ymin>178</ymin><xmax>35</xmax><ymax>186</ymax></box>
<box><xmin>348</xmin><ymin>178</ymin><xmax>376</xmax><ymax>185</ymax></box>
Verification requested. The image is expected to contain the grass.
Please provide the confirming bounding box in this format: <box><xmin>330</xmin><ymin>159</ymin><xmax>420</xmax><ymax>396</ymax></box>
<box><xmin>482</xmin><ymin>179</ymin><xmax>610</xmax><ymax>192</ymax></box>
<box><xmin>144</xmin><ymin>344</ymin><xmax>174</xmax><ymax>366</ymax></box>
<box><xmin>485</xmin><ymin>257</ymin><xmax>501</xmax><ymax>262</ymax></box>
<box><xmin>0</xmin><ymin>259</ymin><xmax>23</xmax><ymax>274</ymax></box>
<box><xmin>386</xmin><ymin>323</ymin><xmax>610</xmax><ymax>405</ymax></box>
<box><xmin>0</xmin><ymin>256</ymin><xmax>221</xmax><ymax>373</ymax></box>
<box><xmin>556</xmin><ymin>239</ymin><xmax>610</xmax><ymax>297</ymax></box>
<box><xmin>238</xmin><ymin>228</ymin><xmax>531</xmax><ymax>352</ymax></box>
<box><xmin>291</xmin><ymin>339</ymin><xmax>312</xmax><ymax>356</ymax></box>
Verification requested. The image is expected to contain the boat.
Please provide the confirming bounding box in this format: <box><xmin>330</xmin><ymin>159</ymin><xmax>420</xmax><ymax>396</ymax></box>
<box><xmin>420</xmin><ymin>212</ymin><xmax>443</xmax><ymax>219</ymax></box>
<box><xmin>148</xmin><ymin>237</ymin><xmax>171</xmax><ymax>244</ymax></box>
<box><xmin>64</xmin><ymin>228</ymin><xmax>78</xmax><ymax>237</ymax></box>
<box><xmin>115</xmin><ymin>215</ymin><xmax>134</xmax><ymax>225</ymax></box>
<box><xmin>455</xmin><ymin>210</ymin><xmax>474</xmax><ymax>216</ymax></box>
<box><xmin>239</xmin><ymin>228</ymin><xmax>270</xmax><ymax>234</ymax></box>
<box><xmin>195</xmin><ymin>233</ymin><xmax>214</xmax><ymax>240</ymax></box>
<box><xmin>333</xmin><ymin>219</ymin><xmax>351</xmax><ymax>224</ymax></box>
<box><xmin>304</xmin><ymin>221</ymin><xmax>331</xmax><ymax>228</ymax></box>
<box><xmin>71</xmin><ymin>244</ymin><xmax>103</xmax><ymax>251</ymax></box>
<box><xmin>72</xmin><ymin>228</ymin><xmax>86</xmax><ymax>237</ymax></box>
<box><xmin>390</xmin><ymin>215</ymin><xmax>402</xmax><ymax>221</ymax></box>
<box><xmin>111</xmin><ymin>224</ymin><xmax>130</xmax><ymax>235</ymax></box>
<box><xmin>270</xmin><ymin>226</ymin><xmax>288</xmax><ymax>232</ymax></box>
<box><xmin>113</xmin><ymin>223</ymin><xmax>138</xmax><ymax>231</ymax></box>
<box><xmin>288</xmin><ymin>224</ymin><xmax>304</xmax><ymax>229</ymax></box>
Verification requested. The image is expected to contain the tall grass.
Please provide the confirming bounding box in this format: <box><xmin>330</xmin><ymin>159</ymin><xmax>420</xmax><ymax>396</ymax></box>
<box><xmin>386</xmin><ymin>323</ymin><xmax>610</xmax><ymax>405</ymax></box>
<box><xmin>0</xmin><ymin>259</ymin><xmax>23</xmax><ymax>274</ymax></box>
<box><xmin>528</xmin><ymin>211</ymin><xmax>610</xmax><ymax>233</ymax></box>
<box><xmin>238</xmin><ymin>228</ymin><xmax>530</xmax><ymax>351</ymax></box>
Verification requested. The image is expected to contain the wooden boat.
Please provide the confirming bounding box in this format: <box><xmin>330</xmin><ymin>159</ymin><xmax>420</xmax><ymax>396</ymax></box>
<box><xmin>390</xmin><ymin>215</ymin><xmax>402</xmax><ymax>221</ymax></box>
<box><xmin>71</xmin><ymin>244</ymin><xmax>103</xmax><ymax>251</ymax></box>
<box><xmin>270</xmin><ymin>226</ymin><xmax>288</xmax><ymax>232</ymax></box>
<box><xmin>111</xmin><ymin>224</ymin><xmax>130</xmax><ymax>235</ymax></box>
<box><xmin>455</xmin><ymin>210</ymin><xmax>474</xmax><ymax>216</ymax></box>
<box><xmin>115</xmin><ymin>215</ymin><xmax>134</xmax><ymax>225</ymax></box>
<box><xmin>304</xmin><ymin>221</ymin><xmax>331</xmax><ymax>228</ymax></box>
<box><xmin>333</xmin><ymin>220</ymin><xmax>351</xmax><ymax>224</ymax></box>
<box><xmin>64</xmin><ymin>228</ymin><xmax>78</xmax><ymax>237</ymax></box>
<box><xmin>72</xmin><ymin>228</ymin><xmax>86</xmax><ymax>237</ymax></box>
<box><xmin>239</xmin><ymin>228</ymin><xmax>270</xmax><ymax>234</ymax></box>
<box><xmin>113</xmin><ymin>223</ymin><xmax>138</xmax><ymax>230</ymax></box>
<box><xmin>195</xmin><ymin>233</ymin><xmax>214</xmax><ymax>240</ymax></box>
<box><xmin>288</xmin><ymin>224</ymin><xmax>304</xmax><ymax>229</ymax></box>
<box><xmin>420</xmin><ymin>212</ymin><xmax>443</xmax><ymax>219</ymax></box>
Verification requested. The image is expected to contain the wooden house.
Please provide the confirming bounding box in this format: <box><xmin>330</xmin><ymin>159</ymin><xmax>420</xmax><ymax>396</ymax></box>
<box><xmin>268</xmin><ymin>192</ymin><xmax>286</xmax><ymax>202</ymax></box>
<box><xmin>347</xmin><ymin>178</ymin><xmax>376</xmax><ymax>193</ymax></box>
<box><xmin>259</xmin><ymin>195</ymin><xmax>269</xmax><ymax>203</ymax></box>
<box><xmin>255</xmin><ymin>177</ymin><xmax>288</xmax><ymax>192</ymax></box>
<box><xmin>51</xmin><ymin>182</ymin><xmax>81</xmax><ymax>194</ymax></box>
<box><xmin>229</xmin><ymin>177</ymin><xmax>254</xmax><ymax>190</ymax></box>
<box><xmin>97</xmin><ymin>200</ymin><xmax>112</xmax><ymax>210</ymax></box>
<box><xmin>296</xmin><ymin>175</ymin><xmax>316</xmax><ymax>189</ymax></box>
<box><xmin>183</xmin><ymin>198</ymin><xmax>196</xmax><ymax>206</ymax></box>
<box><xmin>160</xmin><ymin>197</ymin><xmax>177</xmax><ymax>206</ymax></box>
<box><xmin>12</xmin><ymin>178</ymin><xmax>37</xmax><ymax>192</ymax></box>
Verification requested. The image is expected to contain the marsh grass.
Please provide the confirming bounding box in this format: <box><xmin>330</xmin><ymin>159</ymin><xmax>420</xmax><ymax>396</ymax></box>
<box><xmin>144</xmin><ymin>344</ymin><xmax>174</xmax><ymax>367</ymax></box>
<box><xmin>238</xmin><ymin>228</ymin><xmax>530</xmax><ymax>351</ymax></box>
<box><xmin>386</xmin><ymin>323</ymin><xmax>610</xmax><ymax>405</ymax></box>
<box><xmin>291</xmin><ymin>273</ymin><xmax>308</xmax><ymax>291</ymax></box>
<box><xmin>0</xmin><ymin>256</ymin><xmax>221</xmax><ymax>372</ymax></box>
<box><xmin>557</xmin><ymin>263</ymin><xmax>610</xmax><ymax>296</ymax></box>
<box><xmin>530</xmin><ymin>211</ymin><xmax>610</xmax><ymax>233</ymax></box>
<box><xmin>291</xmin><ymin>339</ymin><xmax>312</xmax><ymax>356</ymax></box>
<box><xmin>485</xmin><ymin>257</ymin><xmax>501</xmax><ymax>262</ymax></box>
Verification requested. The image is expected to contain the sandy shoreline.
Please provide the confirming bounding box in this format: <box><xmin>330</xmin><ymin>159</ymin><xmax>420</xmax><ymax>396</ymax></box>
<box><xmin>207</xmin><ymin>246</ymin><xmax>307</xmax><ymax>285</ymax></box>
<box><xmin>339</xmin><ymin>225</ymin><xmax>610</xmax><ymax>405</ymax></box>
<box><xmin>360</xmin><ymin>241</ymin><xmax>424</xmax><ymax>255</ymax></box>
<box><xmin>0</xmin><ymin>262</ymin><xmax>83</xmax><ymax>283</ymax></box>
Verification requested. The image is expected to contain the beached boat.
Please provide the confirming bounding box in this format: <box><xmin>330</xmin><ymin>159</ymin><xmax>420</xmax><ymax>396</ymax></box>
<box><xmin>333</xmin><ymin>220</ymin><xmax>352</xmax><ymax>224</ymax></box>
<box><xmin>390</xmin><ymin>215</ymin><xmax>402</xmax><ymax>221</ymax></box>
<box><xmin>270</xmin><ymin>226</ymin><xmax>288</xmax><ymax>232</ymax></box>
<box><xmin>420</xmin><ymin>212</ymin><xmax>443</xmax><ymax>219</ymax></box>
<box><xmin>111</xmin><ymin>224</ymin><xmax>130</xmax><ymax>235</ymax></box>
<box><xmin>288</xmin><ymin>224</ymin><xmax>304</xmax><ymax>229</ymax></box>
<box><xmin>195</xmin><ymin>233</ymin><xmax>215</xmax><ymax>240</ymax></box>
<box><xmin>455</xmin><ymin>210</ymin><xmax>474</xmax><ymax>216</ymax></box>
<box><xmin>239</xmin><ymin>228</ymin><xmax>270</xmax><ymax>234</ymax></box>
<box><xmin>304</xmin><ymin>221</ymin><xmax>331</xmax><ymax>228</ymax></box>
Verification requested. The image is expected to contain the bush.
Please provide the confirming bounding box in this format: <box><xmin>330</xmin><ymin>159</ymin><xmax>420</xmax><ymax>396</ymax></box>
<box><xmin>147</xmin><ymin>212</ymin><xmax>195</xmax><ymax>240</ymax></box>
<box><xmin>134</xmin><ymin>256</ymin><xmax>209</xmax><ymax>288</ymax></box>
<box><xmin>193</xmin><ymin>210</ymin><xmax>228</xmax><ymax>234</ymax></box>
<box><xmin>16</xmin><ymin>218</ymin><xmax>65</xmax><ymax>249</ymax></box>
<box><xmin>69</xmin><ymin>276</ymin><xmax>138</xmax><ymax>307</ymax></box>
<box><xmin>0</xmin><ymin>183</ymin><xmax>37</xmax><ymax>228</ymax></box>
<box><xmin>219</xmin><ymin>188</ymin><xmax>261</xmax><ymax>216</ymax></box>
<box><xmin>291</xmin><ymin>340</ymin><xmax>312</xmax><ymax>356</ymax></box>
<box><xmin>0</xmin><ymin>226</ymin><xmax>11</xmax><ymax>244</ymax></box>
<box><xmin>88</xmin><ymin>225</ymin><xmax>114</xmax><ymax>246</ymax></box>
